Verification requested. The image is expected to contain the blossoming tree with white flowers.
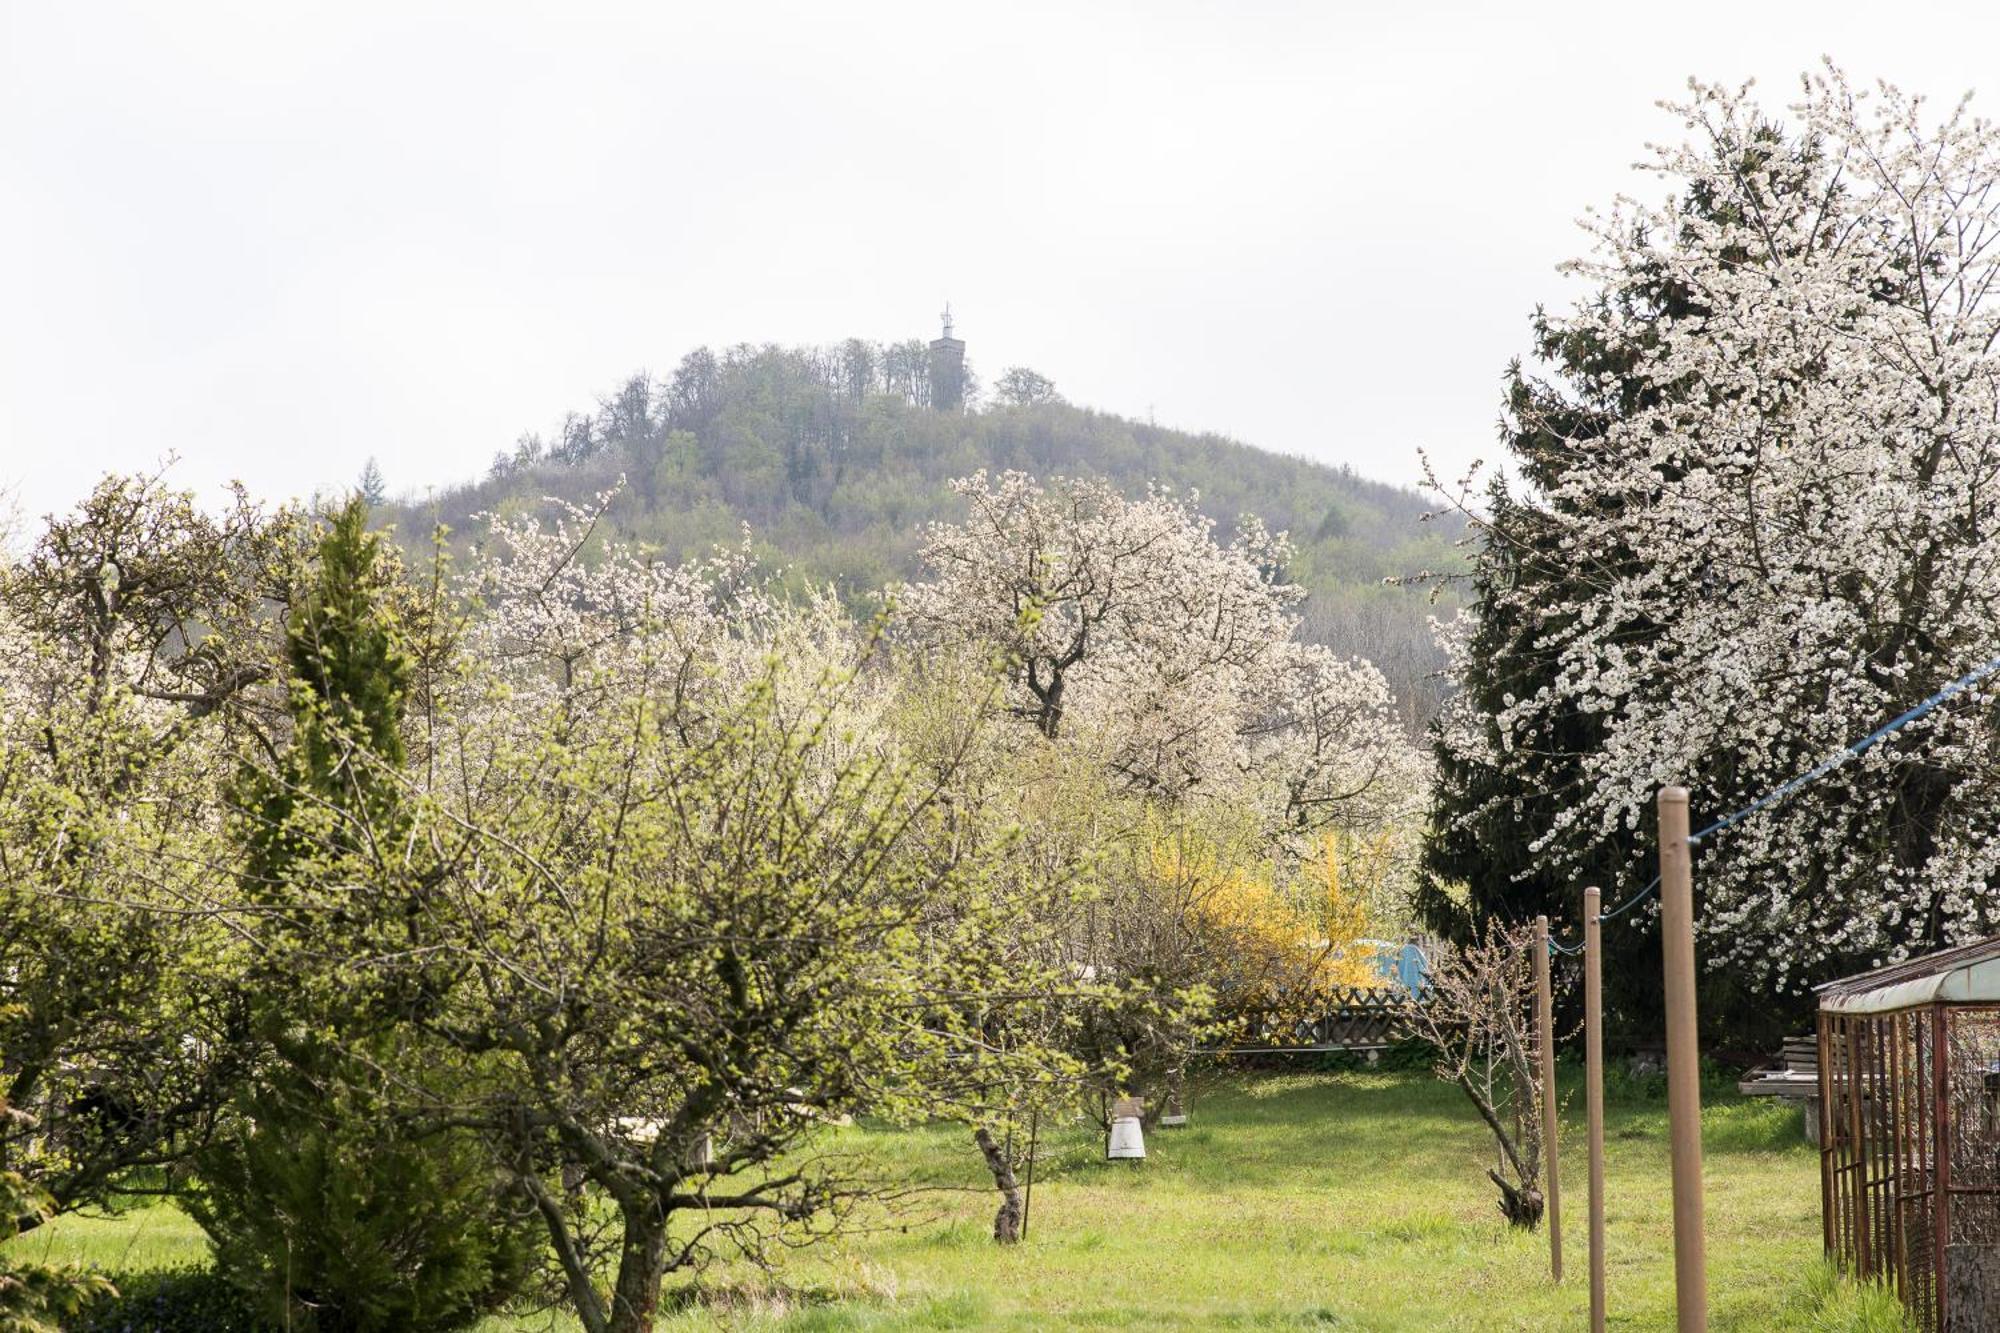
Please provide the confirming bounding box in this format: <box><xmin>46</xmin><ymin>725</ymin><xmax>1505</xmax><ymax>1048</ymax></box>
<box><xmin>902</xmin><ymin>471</ymin><xmax>1421</xmax><ymax>841</ymax></box>
<box><xmin>900</xmin><ymin>471</ymin><xmax>1425</xmax><ymax>1185</ymax></box>
<box><xmin>1437</xmin><ymin>68</ymin><xmax>2000</xmax><ymax>995</ymax></box>
<box><xmin>287</xmin><ymin>493</ymin><xmax>1083</xmax><ymax>1325</ymax></box>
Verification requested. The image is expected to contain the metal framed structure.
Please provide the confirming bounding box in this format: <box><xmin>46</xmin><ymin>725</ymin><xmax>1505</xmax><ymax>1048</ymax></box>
<box><xmin>1817</xmin><ymin>939</ymin><xmax>2000</xmax><ymax>1331</ymax></box>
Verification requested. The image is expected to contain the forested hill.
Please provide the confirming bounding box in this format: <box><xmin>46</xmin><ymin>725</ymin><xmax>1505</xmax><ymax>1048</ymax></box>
<box><xmin>390</xmin><ymin>340</ymin><xmax>1461</xmax><ymax>724</ymax></box>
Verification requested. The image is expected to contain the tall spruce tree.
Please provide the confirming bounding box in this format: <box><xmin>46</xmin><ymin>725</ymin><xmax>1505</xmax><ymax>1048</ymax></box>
<box><xmin>357</xmin><ymin>457</ymin><xmax>387</xmax><ymax>507</ymax></box>
<box><xmin>193</xmin><ymin>498</ymin><xmax>535</xmax><ymax>1332</ymax></box>
<box><xmin>1420</xmin><ymin>123</ymin><xmax>1816</xmax><ymax>1046</ymax></box>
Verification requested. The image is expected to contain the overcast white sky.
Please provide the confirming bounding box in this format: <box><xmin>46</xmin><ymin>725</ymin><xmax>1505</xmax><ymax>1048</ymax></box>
<box><xmin>7</xmin><ymin>0</ymin><xmax>2000</xmax><ymax>521</ymax></box>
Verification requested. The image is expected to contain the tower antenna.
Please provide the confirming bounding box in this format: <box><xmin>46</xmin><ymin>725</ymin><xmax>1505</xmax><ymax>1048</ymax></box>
<box><xmin>928</xmin><ymin>303</ymin><xmax>966</xmax><ymax>412</ymax></box>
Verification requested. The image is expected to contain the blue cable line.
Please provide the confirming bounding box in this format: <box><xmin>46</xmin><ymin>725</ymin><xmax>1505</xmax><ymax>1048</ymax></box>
<box><xmin>1685</xmin><ymin>652</ymin><xmax>2000</xmax><ymax>848</ymax></box>
<box><xmin>1541</xmin><ymin>651</ymin><xmax>2000</xmax><ymax>956</ymax></box>
<box><xmin>1597</xmin><ymin>874</ymin><xmax>1661</xmax><ymax>925</ymax></box>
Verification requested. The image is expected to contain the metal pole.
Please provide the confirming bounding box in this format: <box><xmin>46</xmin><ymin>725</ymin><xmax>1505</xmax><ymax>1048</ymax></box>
<box><xmin>1932</xmin><ymin>1005</ymin><xmax>1949</xmax><ymax>1329</ymax></box>
<box><xmin>1658</xmin><ymin>785</ymin><xmax>1708</xmax><ymax>1332</ymax></box>
<box><xmin>1584</xmin><ymin>886</ymin><xmax>1606</xmax><ymax>1333</ymax></box>
<box><xmin>1535</xmin><ymin>914</ymin><xmax>1563</xmax><ymax>1282</ymax></box>
<box><xmin>1816</xmin><ymin>1014</ymin><xmax>1834</xmax><ymax>1261</ymax></box>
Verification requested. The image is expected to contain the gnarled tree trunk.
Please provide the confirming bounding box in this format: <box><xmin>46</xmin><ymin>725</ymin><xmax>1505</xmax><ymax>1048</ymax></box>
<box><xmin>1487</xmin><ymin>1167</ymin><xmax>1545</xmax><ymax>1228</ymax></box>
<box><xmin>972</xmin><ymin>1125</ymin><xmax>1024</xmax><ymax>1243</ymax></box>
<box><xmin>606</xmin><ymin>1198</ymin><xmax>670</xmax><ymax>1333</ymax></box>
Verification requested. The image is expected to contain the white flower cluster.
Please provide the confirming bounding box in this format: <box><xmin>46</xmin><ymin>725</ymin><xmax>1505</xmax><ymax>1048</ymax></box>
<box><xmin>1466</xmin><ymin>68</ymin><xmax>2000</xmax><ymax>986</ymax></box>
<box><xmin>902</xmin><ymin>471</ymin><xmax>1422</xmax><ymax>838</ymax></box>
<box><xmin>458</xmin><ymin>492</ymin><xmax>774</xmax><ymax>743</ymax></box>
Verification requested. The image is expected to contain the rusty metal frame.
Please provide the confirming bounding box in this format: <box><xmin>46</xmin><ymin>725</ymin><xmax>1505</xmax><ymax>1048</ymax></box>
<box><xmin>1818</xmin><ymin>998</ymin><xmax>2000</xmax><ymax>1331</ymax></box>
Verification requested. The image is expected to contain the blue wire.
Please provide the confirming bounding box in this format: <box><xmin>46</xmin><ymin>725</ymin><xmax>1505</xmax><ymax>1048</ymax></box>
<box><xmin>1687</xmin><ymin>652</ymin><xmax>2000</xmax><ymax>847</ymax></box>
<box><xmin>1596</xmin><ymin>874</ymin><xmax>1661</xmax><ymax>924</ymax></box>
<box><xmin>1543</xmin><ymin>651</ymin><xmax>2000</xmax><ymax>956</ymax></box>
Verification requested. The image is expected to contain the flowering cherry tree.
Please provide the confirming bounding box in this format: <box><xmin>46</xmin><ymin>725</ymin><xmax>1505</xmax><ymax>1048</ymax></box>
<box><xmin>280</xmin><ymin>494</ymin><xmax>1072</xmax><ymax>1327</ymax></box>
<box><xmin>460</xmin><ymin>492</ymin><xmax>771</xmax><ymax>741</ymax></box>
<box><xmin>902</xmin><ymin>471</ymin><xmax>1420</xmax><ymax>838</ymax></box>
<box><xmin>1444</xmin><ymin>68</ymin><xmax>2000</xmax><ymax>989</ymax></box>
<box><xmin>900</xmin><ymin>471</ymin><xmax>1424</xmax><ymax>1188</ymax></box>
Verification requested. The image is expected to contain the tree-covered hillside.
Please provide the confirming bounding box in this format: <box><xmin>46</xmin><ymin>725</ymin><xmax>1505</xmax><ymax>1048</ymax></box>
<box><xmin>389</xmin><ymin>340</ymin><xmax>1460</xmax><ymax>724</ymax></box>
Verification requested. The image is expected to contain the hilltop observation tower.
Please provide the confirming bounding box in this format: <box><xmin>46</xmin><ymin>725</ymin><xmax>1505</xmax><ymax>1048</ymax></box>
<box><xmin>928</xmin><ymin>304</ymin><xmax>966</xmax><ymax>412</ymax></box>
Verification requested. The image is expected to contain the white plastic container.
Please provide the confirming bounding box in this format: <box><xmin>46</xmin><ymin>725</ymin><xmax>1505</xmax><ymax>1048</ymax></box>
<box><xmin>1106</xmin><ymin>1115</ymin><xmax>1146</xmax><ymax>1159</ymax></box>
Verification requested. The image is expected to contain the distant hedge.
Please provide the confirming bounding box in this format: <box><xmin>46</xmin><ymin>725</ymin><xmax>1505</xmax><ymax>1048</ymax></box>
<box><xmin>66</xmin><ymin>1267</ymin><xmax>266</xmax><ymax>1333</ymax></box>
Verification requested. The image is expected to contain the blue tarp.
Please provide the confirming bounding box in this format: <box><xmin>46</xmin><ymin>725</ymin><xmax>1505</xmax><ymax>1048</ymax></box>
<box><xmin>1360</xmin><ymin>940</ymin><xmax>1429</xmax><ymax>994</ymax></box>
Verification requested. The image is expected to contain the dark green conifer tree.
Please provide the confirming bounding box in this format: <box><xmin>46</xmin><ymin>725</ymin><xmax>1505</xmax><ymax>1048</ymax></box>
<box><xmin>193</xmin><ymin>498</ymin><xmax>535</xmax><ymax>1333</ymax></box>
<box><xmin>1420</xmin><ymin>125</ymin><xmax>1815</xmax><ymax>1047</ymax></box>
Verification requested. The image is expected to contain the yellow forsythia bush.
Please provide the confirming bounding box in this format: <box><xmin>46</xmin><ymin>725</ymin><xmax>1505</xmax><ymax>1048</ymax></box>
<box><xmin>1156</xmin><ymin>831</ymin><xmax>1387</xmax><ymax>1016</ymax></box>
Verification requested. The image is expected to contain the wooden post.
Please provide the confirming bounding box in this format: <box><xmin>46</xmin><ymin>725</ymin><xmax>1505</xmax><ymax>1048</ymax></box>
<box><xmin>1585</xmin><ymin>886</ymin><xmax>1606</xmax><ymax>1333</ymax></box>
<box><xmin>1535</xmin><ymin>914</ymin><xmax>1563</xmax><ymax>1281</ymax></box>
<box><xmin>1658</xmin><ymin>785</ymin><xmax>1708</xmax><ymax>1332</ymax></box>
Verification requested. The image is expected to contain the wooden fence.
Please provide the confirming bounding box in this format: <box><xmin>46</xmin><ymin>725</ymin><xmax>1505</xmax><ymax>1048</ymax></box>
<box><xmin>1202</xmin><ymin>985</ymin><xmax>1417</xmax><ymax>1054</ymax></box>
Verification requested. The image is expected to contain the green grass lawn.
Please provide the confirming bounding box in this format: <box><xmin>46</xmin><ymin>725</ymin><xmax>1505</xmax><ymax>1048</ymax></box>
<box><xmin>6</xmin><ymin>1068</ymin><xmax>1906</xmax><ymax>1331</ymax></box>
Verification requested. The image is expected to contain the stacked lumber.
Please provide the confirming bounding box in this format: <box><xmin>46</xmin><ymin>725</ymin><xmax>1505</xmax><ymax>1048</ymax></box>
<box><xmin>1739</xmin><ymin>1035</ymin><xmax>1822</xmax><ymax>1144</ymax></box>
<box><xmin>1738</xmin><ymin>1036</ymin><xmax>1819</xmax><ymax>1100</ymax></box>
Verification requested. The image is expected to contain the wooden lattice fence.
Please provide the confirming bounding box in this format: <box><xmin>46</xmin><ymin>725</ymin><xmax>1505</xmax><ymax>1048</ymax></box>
<box><xmin>1204</xmin><ymin>985</ymin><xmax>1421</xmax><ymax>1054</ymax></box>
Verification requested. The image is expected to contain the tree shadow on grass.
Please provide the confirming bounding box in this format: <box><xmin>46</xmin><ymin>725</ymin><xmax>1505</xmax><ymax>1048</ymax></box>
<box><xmin>1201</xmin><ymin>1069</ymin><xmax>1476</xmax><ymax>1128</ymax></box>
<box><xmin>659</xmin><ymin>1278</ymin><xmax>849</xmax><ymax>1318</ymax></box>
